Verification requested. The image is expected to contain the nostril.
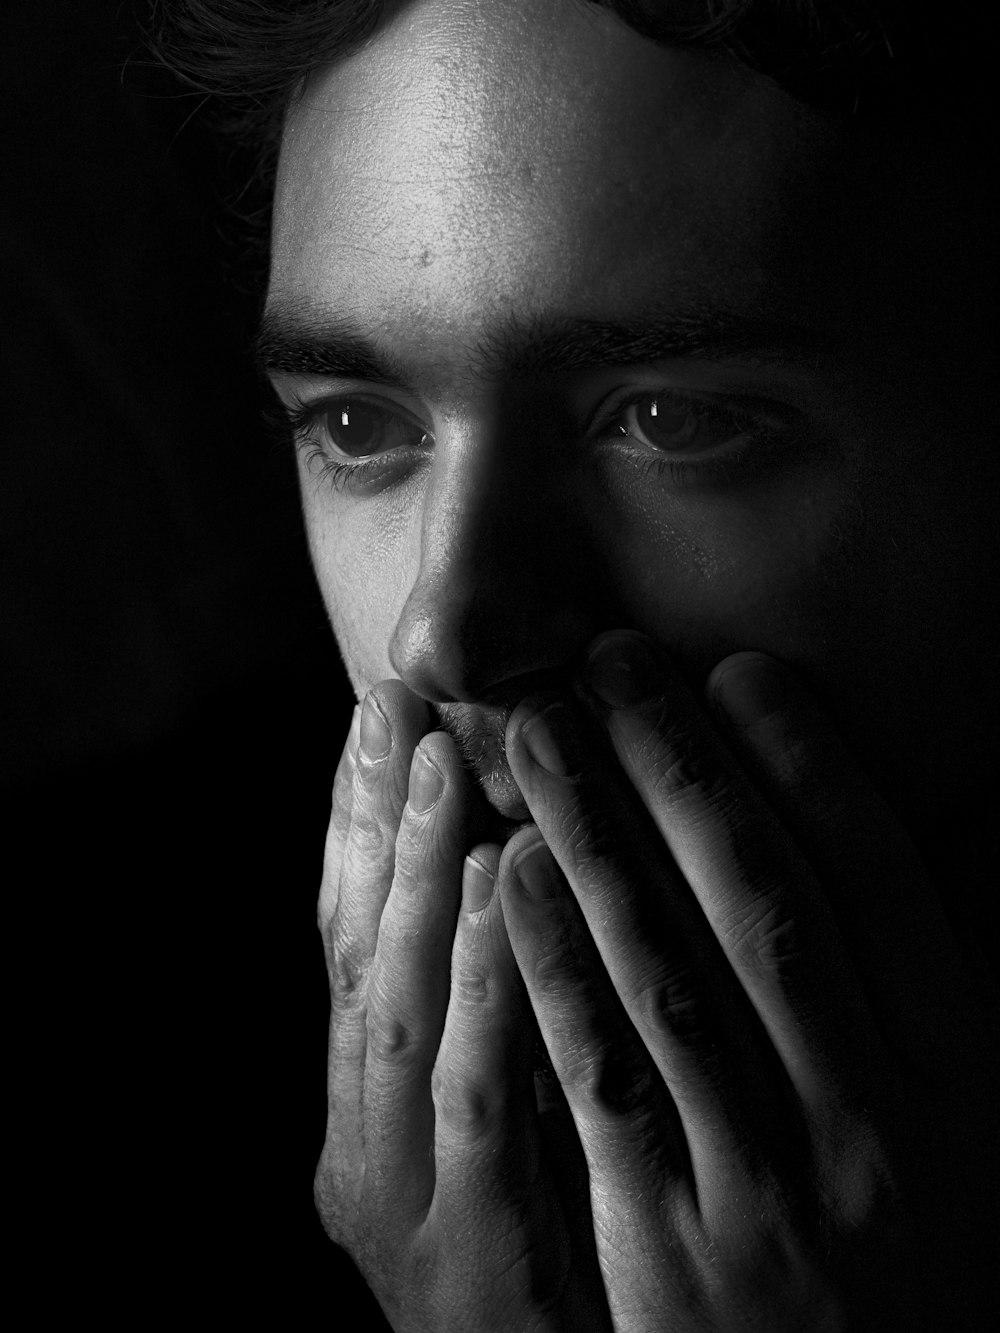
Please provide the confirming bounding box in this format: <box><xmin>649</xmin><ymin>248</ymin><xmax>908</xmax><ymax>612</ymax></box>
<box><xmin>387</xmin><ymin>504</ymin><xmax>603</xmax><ymax>704</ymax></box>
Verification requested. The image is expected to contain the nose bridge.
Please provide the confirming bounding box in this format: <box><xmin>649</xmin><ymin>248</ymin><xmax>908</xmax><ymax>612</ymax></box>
<box><xmin>387</xmin><ymin>414</ymin><xmax>596</xmax><ymax>704</ymax></box>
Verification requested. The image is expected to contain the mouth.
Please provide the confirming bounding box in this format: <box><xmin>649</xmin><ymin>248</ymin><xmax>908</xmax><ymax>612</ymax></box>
<box><xmin>434</xmin><ymin>702</ymin><xmax>532</xmax><ymax>828</ymax></box>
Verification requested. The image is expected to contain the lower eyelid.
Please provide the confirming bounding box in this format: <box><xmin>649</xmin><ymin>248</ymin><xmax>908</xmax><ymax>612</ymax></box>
<box><xmin>299</xmin><ymin>438</ymin><xmax>432</xmax><ymax>497</ymax></box>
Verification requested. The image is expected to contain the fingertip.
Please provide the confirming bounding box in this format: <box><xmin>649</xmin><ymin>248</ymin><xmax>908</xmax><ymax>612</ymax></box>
<box><xmin>581</xmin><ymin>629</ymin><xmax>663</xmax><ymax>709</ymax></box>
<box><xmin>467</xmin><ymin>841</ymin><xmax>503</xmax><ymax>878</ymax></box>
<box><xmin>706</xmin><ymin>651</ymin><xmax>791</xmax><ymax>725</ymax></box>
<box><xmin>359</xmin><ymin>691</ymin><xmax>392</xmax><ymax>762</ymax></box>
<box><xmin>408</xmin><ymin>743</ymin><xmax>446</xmax><ymax>814</ymax></box>
<box><xmin>497</xmin><ymin>825</ymin><xmax>562</xmax><ymax>908</ymax></box>
<box><xmin>511</xmin><ymin>838</ymin><xmax>563</xmax><ymax>901</ymax></box>
<box><xmin>366</xmin><ymin>677</ymin><xmax>434</xmax><ymax>736</ymax></box>
<box><xmin>409</xmin><ymin>726</ymin><xmax>467</xmax><ymax>797</ymax></box>
<box><xmin>462</xmin><ymin>844</ymin><xmax>501</xmax><ymax>914</ymax></box>
<box><xmin>497</xmin><ymin>823</ymin><xmax>545</xmax><ymax>873</ymax></box>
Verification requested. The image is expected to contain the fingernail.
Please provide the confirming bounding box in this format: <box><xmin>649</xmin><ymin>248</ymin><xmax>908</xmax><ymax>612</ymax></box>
<box><xmin>513</xmin><ymin>840</ymin><xmax>561</xmax><ymax>900</ymax></box>
<box><xmin>584</xmin><ymin>633</ymin><xmax>661</xmax><ymax>708</ymax></box>
<box><xmin>348</xmin><ymin>703</ymin><xmax>362</xmax><ymax>759</ymax></box>
<box><xmin>409</xmin><ymin>746</ymin><xmax>444</xmax><ymax>813</ymax></box>
<box><xmin>519</xmin><ymin>701</ymin><xmax>581</xmax><ymax>776</ymax></box>
<box><xmin>713</xmin><ymin>654</ymin><xmax>789</xmax><ymax>723</ymax></box>
<box><xmin>463</xmin><ymin>855</ymin><xmax>495</xmax><ymax>912</ymax></box>
<box><xmin>360</xmin><ymin>694</ymin><xmax>391</xmax><ymax>762</ymax></box>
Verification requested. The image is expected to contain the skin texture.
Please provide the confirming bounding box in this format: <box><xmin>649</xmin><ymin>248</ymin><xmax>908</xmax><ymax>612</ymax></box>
<box><xmin>263</xmin><ymin>0</ymin><xmax>998</xmax><ymax>1327</ymax></box>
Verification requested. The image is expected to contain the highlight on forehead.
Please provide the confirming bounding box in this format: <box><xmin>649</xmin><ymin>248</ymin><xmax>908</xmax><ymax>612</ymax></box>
<box><xmin>155</xmin><ymin>1</ymin><xmax>985</xmax><ymax>284</ymax></box>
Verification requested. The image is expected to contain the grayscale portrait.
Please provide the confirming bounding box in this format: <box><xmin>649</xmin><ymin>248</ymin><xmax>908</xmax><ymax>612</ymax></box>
<box><xmin>9</xmin><ymin>2</ymin><xmax>996</xmax><ymax>1327</ymax></box>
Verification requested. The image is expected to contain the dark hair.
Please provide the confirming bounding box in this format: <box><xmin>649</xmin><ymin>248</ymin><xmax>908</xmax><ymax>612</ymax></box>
<box><xmin>149</xmin><ymin>1</ymin><xmax>989</xmax><ymax>268</ymax></box>
<box><xmin>152</xmin><ymin>0</ymin><xmax>980</xmax><ymax>138</ymax></box>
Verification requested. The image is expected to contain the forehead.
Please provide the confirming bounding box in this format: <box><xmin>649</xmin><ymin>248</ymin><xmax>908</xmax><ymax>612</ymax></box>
<box><xmin>270</xmin><ymin>0</ymin><xmax>848</xmax><ymax>366</ymax></box>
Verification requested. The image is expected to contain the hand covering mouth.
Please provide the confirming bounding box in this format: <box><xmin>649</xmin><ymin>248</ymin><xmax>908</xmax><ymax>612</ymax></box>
<box><xmin>434</xmin><ymin>701</ymin><xmax>532</xmax><ymax>824</ymax></box>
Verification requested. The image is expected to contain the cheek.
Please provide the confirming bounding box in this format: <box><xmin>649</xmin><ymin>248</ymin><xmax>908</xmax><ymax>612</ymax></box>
<box><xmin>302</xmin><ymin>454</ymin><xmax>864</xmax><ymax>697</ymax></box>
<box><xmin>302</xmin><ymin>488</ymin><xmax>413</xmax><ymax>692</ymax></box>
<box><xmin>599</xmin><ymin>468</ymin><xmax>856</xmax><ymax>679</ymax></box>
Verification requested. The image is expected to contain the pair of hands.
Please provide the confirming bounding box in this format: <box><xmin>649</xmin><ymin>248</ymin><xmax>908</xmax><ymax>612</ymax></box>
<box><xmin>314</xmin><ymin>631</ymin><xmax>998</xmax><ymax>1332</ymax></box>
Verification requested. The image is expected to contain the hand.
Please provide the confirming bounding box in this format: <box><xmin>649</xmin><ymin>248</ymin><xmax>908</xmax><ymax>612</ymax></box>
<box><xmin>314</xmin><ymin>682</ymin><xmax>611</xmax><ymax>1331</ymax></box>
<box><xmin>498</xmin><ymin>631</ymin><xmax>1000</xmax><ymax>1332</ymax></box>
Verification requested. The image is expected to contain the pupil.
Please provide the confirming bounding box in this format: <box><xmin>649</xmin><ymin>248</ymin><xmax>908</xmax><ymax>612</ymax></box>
<box><xmin>332</xmin><ymin>402</ymin><xmax>377</xmax><ymax>449</ymax></box>
<box><xmin>647</xmin><ymin>399</ymin><xmax>693</xmax><ymax>436</ymax></box>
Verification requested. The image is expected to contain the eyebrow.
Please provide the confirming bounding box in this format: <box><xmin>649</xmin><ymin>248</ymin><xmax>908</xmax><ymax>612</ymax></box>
<box><xmin>255</xmin><ymin>310</ymin><xmax>412</xmax><ymax>388</ymax></box>
<box><xmin>255</xmin><ymin>304</ymin><xmax>831</xmax><ymax>387</ymax></box>
<box><xmin>485</xmin><ymin>311</ymin><xmax>831</xmax><ymax>376</ymax></box>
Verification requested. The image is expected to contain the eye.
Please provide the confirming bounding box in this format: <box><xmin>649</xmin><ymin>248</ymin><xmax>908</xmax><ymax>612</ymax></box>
<box><xmin>613</xmin><ymin>393</ymin><xmax>749</xmax><ymax>454</ymax></box>
<box><xmin>312</xmin><ymin>398</ymin><xmax>431</xmax><ymax>459</ymax></box>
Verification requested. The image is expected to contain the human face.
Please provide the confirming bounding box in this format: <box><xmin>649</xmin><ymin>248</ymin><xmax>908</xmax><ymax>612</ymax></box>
<box><xmin>265</xmin><ymin>0</ymin><xmax>995</xmax><ymax>833</ymax></box>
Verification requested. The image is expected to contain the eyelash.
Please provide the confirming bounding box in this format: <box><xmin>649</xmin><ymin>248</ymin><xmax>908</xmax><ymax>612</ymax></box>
<box><xmin>276</xmin><ymin>396</ymin><xmax>426</xmax><ymax>493</ymax></box>
<box><xmin>276</xmin><ymin>388</ymin><xmax>782</xmax><ymax>495</ymax></box>
<box><xmin>299</xmin><ymin>444</ymin><xmax>385</xmax><ymax>493</ymax></box>
<box><xmin>592</xmin><ymin>390</ymin><xmax>773</xmax><ymax>485</ymax></box>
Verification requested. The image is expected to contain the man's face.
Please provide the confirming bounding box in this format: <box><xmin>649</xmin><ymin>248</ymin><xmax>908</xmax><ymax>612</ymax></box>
<box><xmin>265</xmin><ymin>0</ymin><xmax>994</xmax><ymax>830</ymax></box>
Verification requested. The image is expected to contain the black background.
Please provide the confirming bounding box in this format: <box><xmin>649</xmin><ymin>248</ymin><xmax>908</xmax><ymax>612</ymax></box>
<box><xmin>3</xmin><ymin>2</ymin><xmax>391</xmax><ymax>1323</ymax></box>
<box><xmin>4</xmin><ymin>4</ymin><xmax>998</xmax><ymax>1327</ymax></box>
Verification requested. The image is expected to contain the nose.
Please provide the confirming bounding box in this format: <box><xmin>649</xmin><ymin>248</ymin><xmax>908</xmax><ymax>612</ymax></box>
<box><xmin>387</xmin><ymin>418</ymin><xmax>604</xmax><ymax>706</ymax></box>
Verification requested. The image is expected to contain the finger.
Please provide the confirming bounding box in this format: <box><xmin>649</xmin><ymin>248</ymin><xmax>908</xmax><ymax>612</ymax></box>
<box><xmin>509</xmin><ymin>647</ymin><xmax>880</xmax><ymax>1131</ymax></box>
<box><xmin>321</xmin><ymin>683</ymin><xmax>431</xmax><ymax>1214</ymax></box>
<box><xmin>574</xmin><ymin>632</ymin><xmax>881</xmax><ymax>1105</ymax></box>
<box><xmin>706</xmin><ymin>651</ymin><xmax>990</xmax><ymax>1066</ymax></box>
<box><xmin>314</xmin><ymin>699</ymin><xmax>361</xmax><ymax>1235</ymax></box>
<box><xmin>498</xmin><ymin>826</ymin><xmax>689</xmax><ymax>1208</ymax></box>
<box><xmin>431</xmin><ymin>841</ymin><xmax>541</xmax><ymax>1218</ymax></box>
<box><xmin>503</xmin><ymin>704</ymin><xmax>792</xmax><ymax>1189</ymax></box>
<box><xmin>326</xmin><ymin>681</ymin><xmax>431</xmax><ymax>1000</ymax></box>
<box><xmin>318</xmin><ymin>702</ymin><xmax>361</xmax><ymax>931</ymax></box>
<box><xmin>432</xmin><ymin>836</ymin><xmax>610</xmax><ymax>1323</ymax></box>
<box><xmin>362</xmin><ymin>731</ymin><xmax>486</xmax><ymax>1223</ymax></box>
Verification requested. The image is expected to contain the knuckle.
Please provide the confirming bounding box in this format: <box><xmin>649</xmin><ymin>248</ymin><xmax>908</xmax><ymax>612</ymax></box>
<box><xmin>432</xmin><ymin>1064</ymin><xmax>498</xmax><ymax>1142</ymax></box>
<box><xmin>529</xmin><ymin>940</ymin><xmax>590</xmax><ymax>1006</ymax></box>
<box><xmin>636</xmin><ymin>967</ymin><xmax>715</xmax><ymax>1049</ymax></box>
<box><xmin>365</xmin><ymin>1005</ymin><xmax>417</xmax><ymax>1064</ymax></box>
<box><xmin>345</xmin><ymin>799</ymin><xmax>392</xmax><ymax>856</ymax></box>
<box><xmin>327</xmin><ymin>928</ymin><xmax>370</xmax><ymax>1012</ymax></box>
<box><xmin>363</xmin><ymin>959</ymin><xmax>432</xmax><ymax>1066</ymax></box>
<box><xmin>561</xmin><ymin>1039</ymin><xmax>655</xmax><ymax>1121</ymax></box>
<box><xmin>636</xmin><ymin>705</ymin><xmax>725</xmax><ymax>804</ymax></box>
<box><xmin>450</xmin><ymin>960</ymin><xmax>490</xmax><ymax>1006</ymax></box>
<box><xmin>650</xmin><ymin>743</ymin><xmax>727</xmax><ymax>810</ymax></box>
<box><xmin>721</xmin><ymin>892</ymin><xmax>805</xmax><ymax>975</ymax></box>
